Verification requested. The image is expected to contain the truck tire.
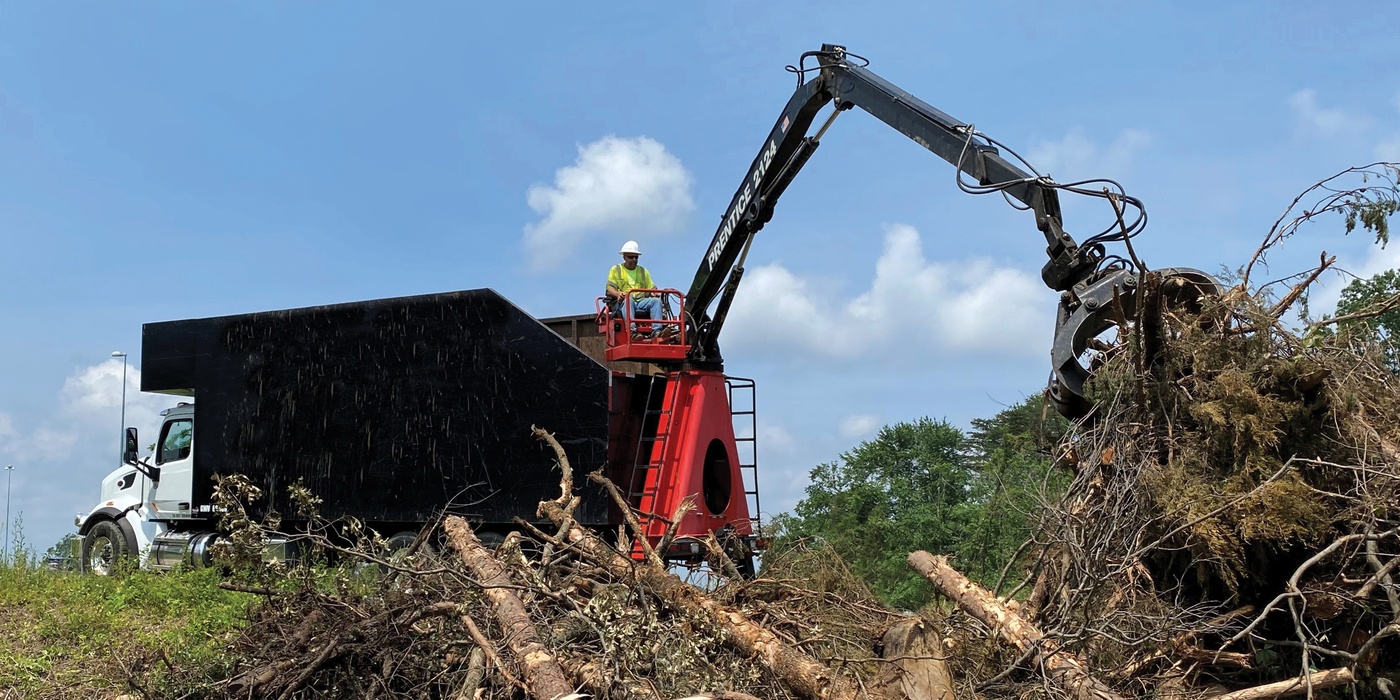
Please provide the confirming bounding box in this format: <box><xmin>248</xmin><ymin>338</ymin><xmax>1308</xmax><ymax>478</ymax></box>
<box><xmin>382</xmin><ymin>530</ymin><xmax>437</xmax><ymax>572</ymax></box>
<box><xmin>81</xmin><ymin>520</ymin><xmax>132</xmax><ymax>575</ymax></box>
<box><xmin>385</xmin><ymin>531</ymin><xmax>419</xmax><ymax>557</ymax></box>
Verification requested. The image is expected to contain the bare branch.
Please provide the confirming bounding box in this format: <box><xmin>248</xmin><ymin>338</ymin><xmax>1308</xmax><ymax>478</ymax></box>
<box><xmin>1310</xmin><ymin>290</ymin><xmax>1400</xmax><ymax>329</ymax></box>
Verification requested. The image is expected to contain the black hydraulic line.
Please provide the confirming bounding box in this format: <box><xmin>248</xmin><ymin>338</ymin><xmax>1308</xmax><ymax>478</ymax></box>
<box><xmin>682</xmin><ymin>45</ymin><xmax>1109</xmax><ymax>367</ymax></box>
<box><xmin>814</xmin><ymin>57</ymin><xmax>1094</xmax><ymax>292</ymax></box>
<box><xmin>673</xmin><ymin>44</ymin><xmax>1214</xmax><ymax>421</ymax></box>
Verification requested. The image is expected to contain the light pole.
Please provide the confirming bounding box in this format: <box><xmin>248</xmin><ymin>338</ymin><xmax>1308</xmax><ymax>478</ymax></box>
<box><xmin>112</xmin><ymin>351</ymin><xmax>128</xmax><ymax>464</ymax></box>
<box><xmin>4</xmin><ymin>464</ymin><xmax>13</xmax><ymax>564</ymax></box>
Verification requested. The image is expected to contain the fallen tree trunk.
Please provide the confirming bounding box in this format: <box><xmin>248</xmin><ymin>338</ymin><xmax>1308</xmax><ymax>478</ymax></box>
<box><xmin>538</xmin><ymin>498</ymin><xmax>860</xmax><ymax>700</ymax></box>
<box><xmin>675</xmin><ymin>693</ymin><xmax>765</xmax><ymax>700</ymax></box>
<box><xmin>444</xmin><ymin>515</ymin><xmax>575</xmax><ymax>700</ymax></box>
<box><xmin>908</xmin><ymin>550</ymin><xmax>1127</xmax><ymax>700</ymax></box>
<box><xmin>530</xmin><ymin>427</ymin><xmax>860</xmax><ymax>700</ymax></box>
<box><xmin>1208</xmin><ymin>668</ymin><xmax>1355</xmax><ymax>700</ymax></box>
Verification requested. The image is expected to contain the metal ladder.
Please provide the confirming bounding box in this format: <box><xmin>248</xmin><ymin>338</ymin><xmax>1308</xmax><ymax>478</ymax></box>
<box><xmin>630</xmin><ymin>375</ymin><xmax>676</xmax><ymax>530</ymax></box>
<box><xmin>726</xmin><ymin>377</ymin><xmax>761</xmax><ymax>531</ymax></box>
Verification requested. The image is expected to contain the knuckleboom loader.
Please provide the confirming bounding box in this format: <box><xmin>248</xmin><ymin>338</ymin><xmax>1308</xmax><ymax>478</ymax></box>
<box><xmin>593</xmin><ymin>44</ymin><xmax>1218</xmax><ymax>556</ymax></box>
<box><xmin>77</xmin><ymin>44</ymin><xmax>1216</xmax><ymax>576</ymax></box>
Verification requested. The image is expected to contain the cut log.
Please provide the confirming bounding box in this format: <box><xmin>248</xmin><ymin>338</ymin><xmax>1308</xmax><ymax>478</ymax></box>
<box><xmin>674</xmin><ymin>693</ymin><xmax>766</xmax><ymax>700</ymax></box>
<box><xmin>873</xmin><ymin>617</ymin><xmax>954</xmax><ymax>700</ymax></box>
<box><xmin>1208</xmin><ymin>668</ymin><xmax>1355</xmax><ymax>700</ymax></box>
<box><xmin>454</xmin><ymin>647</ymin><xmax>486</xmax><ymax>700</ymax></box>
<box><xmin>444</xmin><ymin>515</ymin><xmax>575</xmax><ymax>700</ymax></box>
<box><xmin>908</xmin><ymin>551</ymin><xmax>1127</xmax><ymax>700</ymax></box>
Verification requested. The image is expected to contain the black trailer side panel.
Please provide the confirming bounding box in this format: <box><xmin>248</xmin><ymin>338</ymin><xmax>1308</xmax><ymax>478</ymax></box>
<box><xmin>141</xmin><ymin>289</ymin><xmax>611</xmax><ymax>526</ymax></box>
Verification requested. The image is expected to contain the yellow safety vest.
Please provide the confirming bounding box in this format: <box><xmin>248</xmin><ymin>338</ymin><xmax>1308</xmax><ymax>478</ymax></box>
<box><xmin>608</xmin><ymin>264</ymin><xmax>655</xmax><ymax>301</ymax></box>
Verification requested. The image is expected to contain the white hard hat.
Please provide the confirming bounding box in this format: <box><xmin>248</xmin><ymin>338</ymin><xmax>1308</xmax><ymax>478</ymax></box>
<box><xmin>619</xmin><ymin>240</ymin><xmax>642</xmax><ymax>255</ymax></box>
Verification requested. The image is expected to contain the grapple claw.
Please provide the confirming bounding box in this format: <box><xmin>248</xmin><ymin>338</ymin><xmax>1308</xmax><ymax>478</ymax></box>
<box><xmin>1048</xmin><ymin>267</ymin><xmax>1221</xmax><ymax>420</ymax></box>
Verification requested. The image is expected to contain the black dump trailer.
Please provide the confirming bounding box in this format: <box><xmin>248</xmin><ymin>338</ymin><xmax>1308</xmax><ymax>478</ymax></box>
<box><xmin>140</xmin><ymin>289</ymin><xmax>615</xmax><ymax>532</ymax></box>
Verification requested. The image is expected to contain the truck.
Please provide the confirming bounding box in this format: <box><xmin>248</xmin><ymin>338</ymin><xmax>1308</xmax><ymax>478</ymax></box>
<box><xmin>76</xmin><ymin>290</ymin><xmax>760</xmax><ymax>574</ymax></box>
<box><xmin>77</xmin><ymin>44</ymin><xmax>1217</xmax><ymax>575</ymax></box>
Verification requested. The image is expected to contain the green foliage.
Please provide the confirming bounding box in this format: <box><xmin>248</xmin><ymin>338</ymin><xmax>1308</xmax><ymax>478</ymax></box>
<box><xmin>778</xmin><ymin>400</ymin><xmax>1069</xmax><ymax>613</ymax></box>
<box><xmin>1340</xmin><ymin>178</ymin><xmax>1399</xmax><ymax>245</ymax></box>
<box><xmin>773</xmin><ymin>402</ymin><xmax>1066</xmax><ymax>610</ymax></box>
<box><xmin>962</xmin><ymin>396</ymin><xmax>1070</xmax><ymax>585</ymax></box>
<box><xmin>773</xmin><ymin>417</ymin><xmax>970</xmax><ymax>610</ymax></box>
<box><xmin>1334</xmin><ymin>268</ymin><xmax>1400</xmax><ymax>372</ymax></box>
<box><xmin>4</xmin><ymin>514</ymin><xmax>31</xmax><ymax>567</ymax></box>
<box><xmin>42</xmin><ymin>533</ymin><xmax>80</xmax><ymax>568</ymax></box>
<box><xmin>1244</xmin><ymin>163</ymin><xmax>1398</xmax><ymax>291</ymax></box>
<box><xmin>0</xmin><ymin>561</ymin><xmax>254</xmax><ymax>698</ymax></box>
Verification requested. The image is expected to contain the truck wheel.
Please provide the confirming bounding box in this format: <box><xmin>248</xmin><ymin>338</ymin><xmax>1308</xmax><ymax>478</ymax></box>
<box><xmin>383</xmin><ymin>530</ymin><xmax>436</xmax><ymax>571</ymax></box>
<box><xmin>81</xmin><ymin>520</ymin><xmax>131</xmax><ymax>575</ymax></box>
<box><xmin>477</xmin><ymin>530</ymin><xmax>506</xmax><ymax>551</ymax></box>
<box><xmin>386</xmin><ymin>531</ymin><xmax>418</xmax><ymax>556</ymax></box>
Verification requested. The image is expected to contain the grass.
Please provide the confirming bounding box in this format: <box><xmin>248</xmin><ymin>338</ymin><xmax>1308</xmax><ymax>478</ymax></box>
<box><xmin>0</xmin><ymin>550</ymin><xmax>256</xmax><ymax>699</ymax></box>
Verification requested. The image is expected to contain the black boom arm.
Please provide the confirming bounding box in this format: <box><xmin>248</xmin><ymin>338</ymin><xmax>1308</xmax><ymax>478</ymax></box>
<box><xmin>685</xmin><ymin>45</ymin><xmax>1097</xmax><ymax>361</ymax></box>
<box><xmin>682</xmin><ymin>44</ymin><xmax>1217</xmax><ymax>419</ymax></box>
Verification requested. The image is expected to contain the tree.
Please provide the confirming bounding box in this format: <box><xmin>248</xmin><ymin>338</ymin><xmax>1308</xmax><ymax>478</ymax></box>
<box><xmin>1333</xmin><ymin>268</ymin><xmax>1400</xmax><ymax>372</ymax></box>
<box><xmin>775</xmin><ymin>418</ymin><xmax>973</xmax><ymax>610</ymax></box>
<box><xmin>961</xmin><ymin>395</ymin><xmax>1070</xmax><ymax>586</ymax></box>
<box><xmin>43</xmin><ymin>533</ymin><xmax>80</xmax><ymax>569</ymax></box>
<box><xmin>773</xmin><ymin>398</ymin><xmax>1070</xmax><ymax>609</ymax></box>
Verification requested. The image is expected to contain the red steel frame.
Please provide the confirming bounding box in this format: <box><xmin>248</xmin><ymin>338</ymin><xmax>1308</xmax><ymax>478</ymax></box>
<box><xmin>596</xmin><ymin>290</ymin><xmax>757</xmax><ymax>561</ymax></box>
<box><xmin>595</xmin><ymin>289</ymin><xmax>689</xmax><ymax>363</ymax></box>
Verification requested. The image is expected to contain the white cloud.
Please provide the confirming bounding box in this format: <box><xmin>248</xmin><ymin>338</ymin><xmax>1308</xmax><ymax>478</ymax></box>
<box><xmin>0</xmin><ymin>360</ymin><xmax>181</xmax><ymax>551</ymax></box>
<box><xmin>1028</xmin><ymin>127</ymin><xmax>1152</xmax><ymax>181</ymax></box>
<box><xmin>724</xmin><ymin>224</ymin><xmax>1048</xmax><ymax>360</ymax></box>
<box><xmin>760</xmin><ymin>424</ymin><xmax>795</xmax><ymax>452</ymax></box>
<box><xmin>28</xmin><ymin>427</ymin><xmax>79</xmax><ymax>462</ymax></box>
<box><xmin>1289</xmin><ymin>89</ymin><xmax>1372</xmax><ymax>139</ymax></box>
<box><xmin>1354</xmin><ymin>245</ymin><xmax>1400</xmax><ymax>281</ymax></box>
<box><xmin>728</xmin><ymin>265</ymin><xmax>851</xmax><ymax>354</ymax></box>
<box><xmin>523</xmin><ymin>135</ymin><xmax>694</xmax><ymax>270</ymax></box>
<box><xmin>60</xmin><ymin>361</ymin><xmax>127</xmax><ymax>418</ymax></box>
<box><xmin>0</xmin><ymin>412</ymin><xmax>20</xmax><ymax>462</ymax></box>
<box><xmin>838</xmin><ymin>414</ymin><xmax>880</xmax><ymax>440</ymax></box>
<box><xmin>59</xmin><ymin>360</ymin><xmax>170</xmax><ymax>438</ymax></box>
<box><xmin>1377</xmin><ymin>135</ymin><xmax>1400</xmax><ymax>162</ymax></box>
<box><xmin>0</xmin><ymin>361</ymin><xmax>174</xmax><ymax>465</ymax></box>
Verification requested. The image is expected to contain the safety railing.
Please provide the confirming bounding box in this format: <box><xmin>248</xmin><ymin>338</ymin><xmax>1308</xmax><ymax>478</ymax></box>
<box><xmin>594</xmin><ymin>289</ymin><xmax>688</xmax><ymax>362</ymax></box>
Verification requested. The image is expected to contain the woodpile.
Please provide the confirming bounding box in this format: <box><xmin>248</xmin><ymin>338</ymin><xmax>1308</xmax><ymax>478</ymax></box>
<box><xmin>214</xmin><ymin>428</ymin><xmax>938</xmax><ymax>700</ymax></box>
<box><xmin>212</xmin><ymin>270</ymin><xmax>1400</xmax><ymax>699</ymax></box>
<box><xmin>205</xmin><ymin>166</ymin><xmax>1400</xmax><ymax>698</ymax></box>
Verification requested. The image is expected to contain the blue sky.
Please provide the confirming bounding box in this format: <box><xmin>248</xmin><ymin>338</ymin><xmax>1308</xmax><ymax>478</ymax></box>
<box><xmin>2</xmin><ymin>2</ymin><xmax>1398</xmax><ymax>552</ymax></box>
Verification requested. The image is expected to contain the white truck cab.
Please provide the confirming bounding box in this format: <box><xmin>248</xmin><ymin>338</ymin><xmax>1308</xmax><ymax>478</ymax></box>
<box><xmin>75</xmin><ymin>403</ymin><xmax>207</xmax><ymax>573</ymax></box>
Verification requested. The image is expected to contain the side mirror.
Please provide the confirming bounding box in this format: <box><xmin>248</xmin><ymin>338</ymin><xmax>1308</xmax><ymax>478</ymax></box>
<box><xmin>123</xmin><ymin>427</ymin><xmax>140</xmax><ymax>464</ymax></box>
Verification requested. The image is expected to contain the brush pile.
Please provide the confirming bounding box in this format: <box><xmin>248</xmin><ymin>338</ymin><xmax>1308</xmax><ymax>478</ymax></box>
<box><xmin>963</xmin><ymin>164</ymin><xmax>1400</xmax><ymax>699</ymax></box>
<box><xmin>151</xmin><ymin>165</ymin><xmax>1400</xmax><ymax>700</ymax></box>
<box><xmin>979</xmin><ymin>275</ymin><xmax>1400</xmax><ymax>699</ymax></box>
<box><xmin>208</xmin><ymin>437</ymin><xmax>928</xmax><ymax>700</ymax></box>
